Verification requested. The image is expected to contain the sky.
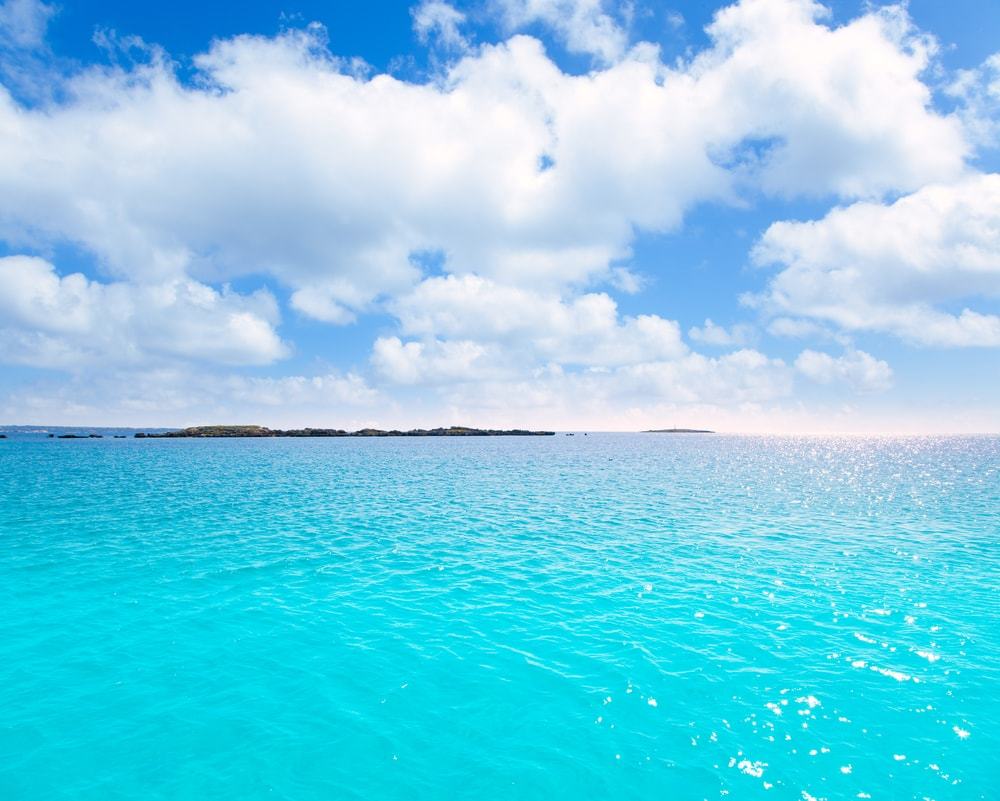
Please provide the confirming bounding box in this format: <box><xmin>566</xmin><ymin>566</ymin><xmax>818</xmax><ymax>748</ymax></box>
<box><xmin>0</xmin><ymin>0</ymin><xmax>998</xmax><ymax>433</ymax></box>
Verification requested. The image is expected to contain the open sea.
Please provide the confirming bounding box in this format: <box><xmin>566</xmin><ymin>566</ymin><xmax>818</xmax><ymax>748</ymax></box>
<box><xmin>0</xmin><ymin>434</ymin><xmax>997</xmax><ymax>800</ymax></box>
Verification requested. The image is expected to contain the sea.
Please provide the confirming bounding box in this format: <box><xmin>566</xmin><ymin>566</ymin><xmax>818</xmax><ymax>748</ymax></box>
<box><xmin>0</xmin><ymin>433</ymin><xmax>997</xmax><ymax>799</ymax></box>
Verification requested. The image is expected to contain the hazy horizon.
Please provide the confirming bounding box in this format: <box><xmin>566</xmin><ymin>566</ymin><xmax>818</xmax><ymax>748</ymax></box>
<box><xmin>4</xmin><ymin>423</ymin><xmax>999</xmax><ymax>436</ymax></box>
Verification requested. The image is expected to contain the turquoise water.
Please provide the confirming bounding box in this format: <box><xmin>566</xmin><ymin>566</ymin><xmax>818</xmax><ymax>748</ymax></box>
<box><xmin>0</xmin><ymin>435</ymin><xmax>997</xmax><ymax>799</ymax></box>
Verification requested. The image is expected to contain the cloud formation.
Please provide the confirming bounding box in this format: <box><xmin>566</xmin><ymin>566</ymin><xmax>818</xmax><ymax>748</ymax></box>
<box><xmin>391</xmin><ymin>275</ymin><xmax>686</xmax><ymax>367</ymax></box>
<box><xmin>795</xmin><ymin>349</ymin><xmax>893</xmax><ymax>393</ymax></box>
<box><xmin>689</xmin><ymin>318</ymin><xmax>754</xmax><ymax>347</ymax></box>
<box><xmin>0</xmin><ymin>365</ymin><xmax>379</xmax><ymax>428</ymax></box>
<box><xmin>413</xmin><ymin>1</ymin><xmax>470</xmax><ymax>52</ymax></box>
<box><xmin>0</xmin><ymin>0</ymin><xmax>53</xmax><ymax>49</ymax></box>
<box><xmin>492</xmin><ymin>0</ymin><xmax>629</xmax><ymax>64</ymax></box>
<box><xmin>0</xmin><ymin>0</ymin><xmax>966</xmax><ymax>313</ymax></box>
<box><xmin>752</xmin><ymin>173</ymin><xmax>1000</xmax><ymax>347</ymax></box>
<box><xmin>0</xmin><ymin>0</ymin><xmax>995</xmax><ymax>429</ymax></box>
<box><xmin>0</xmin><ymin>256</ymin><xmax>287</xmax><ymax>367</ymax></box>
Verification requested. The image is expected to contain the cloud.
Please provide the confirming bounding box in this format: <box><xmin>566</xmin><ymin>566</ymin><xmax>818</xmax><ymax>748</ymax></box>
<box><xmin>391</xmin><ymin>274</ymin><xmax>686</xmax><ymax>367</ymax></box>
<box><xmin>0</xmin><ymin>0</ymin><xmax>991</xmax><ymax>430</ymax></box>
<box><xmin>221</xmin><ymin>371</ymin><xmax>378</xmax><ymax>407</ymax></box>
<box><xmin>766</xmin><ymin>317</ymin><xmax>830</xmax><ymax>340</ymax></box>
<box><xmin>491</xmin><ymin>0</ymin><xmax>628</xmax><ymax>64</ymax></box>
<box><xmin>0</xmin><ymin>0</ymin><xmax>53</xmax><ymax>49</ymax></box>
<box><xmin>426</xmin><ymin>348</ymin><xmax>794</xmax><ymax>423</ymax></box>
<box><xmin>0</xmin><ymin>256</ymin><xmax>288</xmax><ymax>367</ymax></box>
<box><xmin>0</xmin><ymin>0</ymin><xmax>58</xmax><ymax>100</ymax></box>
<box><xmin>372</xmin><ymin>336</ymin><xmax>495</xmax><ymax>385</ymax></box>
<box><xmin>947</xmin><ymin>51</ymin><xmax>1000</xmax><ymax>148</ymax></box>
<box><xmin>375</xmin><ymin>273</ymin><xmax>790</xmax><ymax>408</ymax></box>
<box><xmin>688</xmin><ymin>318</ymin><xmax>754</xmax><ymax>346</ymax></box>
<box><xmin>616</xmin><ymin>348</ymin><xmax>792</xmax><ymax>403</ymax></box>
<box><xmin>0</xmin><ymin>347</ymin><xmax>798</xmax><ymax>431</ymax></box>
<box><xmin>751</xmin><ymin>172</ymin><xmax>1000</xmax><ymax>346</ymax></box>
<box><xmin>0</xmin><ymin>365</ymin><xmax>380</xmax><ymax>427</ymax></box>
<box><xmin>693</xmin><ymin>0</ymin><xmax>965</xmax><ymax>199</ymax></box>
<box><xmin>376</xmin><ymin>287</ymin><xmax>790</xmax><ymax>417</ymax></box>
<box><xmin>0</xmin><ymin>0</ymin><xmax>968</xmax><ymax>325</ymax></box>
<box><xmin>412</xmin><ymin>1</ymin><xmax>469</xmax><ymax>52</ymax></box>
<box><xmin>795</xmin><ymin>349</ymin><xmax>892</xmax><ymax>392</ymax></box>
<box><xmin>665</xmin><ymin>11</ymin><xmax>685</xmax><ymax>31</ymax></box>
<box><xmin>289</xmin><ymin>285</ymin><xmax>358</xmax><ymax>324</ymax></box>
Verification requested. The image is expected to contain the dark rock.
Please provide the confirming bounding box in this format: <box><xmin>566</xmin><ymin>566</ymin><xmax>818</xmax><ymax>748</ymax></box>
<box><xmin>135</xmin><ymin>424</ymin><xmax>555</xmax><ymax>438</ymax></box>
<box><xmin>643</xmin><ymin>428</ymin><xmax>715</xmax><ymax>434</ymax></box>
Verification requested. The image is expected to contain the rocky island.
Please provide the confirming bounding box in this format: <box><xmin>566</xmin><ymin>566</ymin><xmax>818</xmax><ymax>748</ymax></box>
<box><xmin>643</xmin><ymin>428</ymin><xmax>715</xmax><ymax>434</ymax></box>
<box><xmin>135</xmin><ymin>425</ymin><xmax>554</xmax><ymax>438</ymax></box>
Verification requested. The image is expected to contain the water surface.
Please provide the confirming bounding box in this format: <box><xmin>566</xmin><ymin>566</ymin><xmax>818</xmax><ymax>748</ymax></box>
<box><xmin>1</xmin><ymin>434</ymin><xmax>997</xmax><ymax>799</ymax></box>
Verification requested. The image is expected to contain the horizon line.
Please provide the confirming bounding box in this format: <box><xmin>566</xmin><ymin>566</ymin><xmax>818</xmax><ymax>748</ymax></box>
<box><xmin>2</xmin><ymin>424</ymin><xmax>999</xmax><ymax>437</ymax></box>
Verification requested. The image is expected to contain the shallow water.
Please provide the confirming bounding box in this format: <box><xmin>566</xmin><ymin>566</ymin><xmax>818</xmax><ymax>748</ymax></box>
<box><xmin>1</xmin><ymin>434</ymin><xmax>997</xmax><ymax>799</ymax></box>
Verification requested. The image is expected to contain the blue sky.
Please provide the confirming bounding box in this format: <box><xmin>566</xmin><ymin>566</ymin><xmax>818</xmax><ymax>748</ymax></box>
<box><xmin>0</xmin><ymin>0</ymin><xmax>998</xmax><ymax>431</ymax></box>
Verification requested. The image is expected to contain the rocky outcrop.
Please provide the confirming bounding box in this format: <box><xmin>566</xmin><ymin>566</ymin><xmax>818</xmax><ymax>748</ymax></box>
<box><xmin>136</xmin><ymin>425</ymin><xmax>555</xmax><ymax>438</ymax></box>
<box><xmin>137</xmin><ymin>425</ymin><xmax>273</xmax><ymax>438</ymax></box>
<box><xmin>643</xmin><ymin>428</ymin><xmax>714</xmax><ymax>434</ymax></box>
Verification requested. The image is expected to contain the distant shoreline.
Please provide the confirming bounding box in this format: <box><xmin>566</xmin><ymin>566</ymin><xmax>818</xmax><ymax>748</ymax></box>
<box><xmin>134</xmin><ymin>425</ymin><xmax>555</xmax><ymax>438</ymax></box>
<box><xmin>6</xmin><ymin>427</ymin><xmax>1000</xmax><ymax>438</ymax></box>
<box><xmin>643</xmin><ymin>428</ymin><xmax>715</xmax><ymax>434</ymax></box>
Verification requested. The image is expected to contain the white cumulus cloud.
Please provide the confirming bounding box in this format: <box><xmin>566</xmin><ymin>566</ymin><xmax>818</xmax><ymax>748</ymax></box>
<box><xmin>0</xmin><ymin>0</ymin><xmax>968</xmax><ymax>324</ymax></box>
<box><xmin>0</xmin><ymin>0</ymin><xmax>992</xmax><ymax>429</ymax></box>
<box><xmin>795</xmin><ymin>349</ymin><xmax>893</xmax><ymax>392</ymax></box>
<box><xmin>392</xmin><ymin>274</ymin><xmax>686</xmax><ymax>367</ymax></box>
<box><xmin>0</xmin><ymin>256</ymin><xmax>288</xmax><ymax>367</ymax></box>
<box><xmin>751</xmin><ymin>172</ymin><xmax>1000</xmax><ymax>347</ymax></box>
<box><xmin>689</xmin><ymin>318</ymin><xmax>754</xmax><ymax>346</ymax></box>
<box><xmin>947</xmin><ymin>51</ymin><xmax>1000</xmax><ymax>148</ymax></box>
<box><xmin>372</xmin><ymin>336</ymin><xmax>496</xmax><ymax>385</ymax></box>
